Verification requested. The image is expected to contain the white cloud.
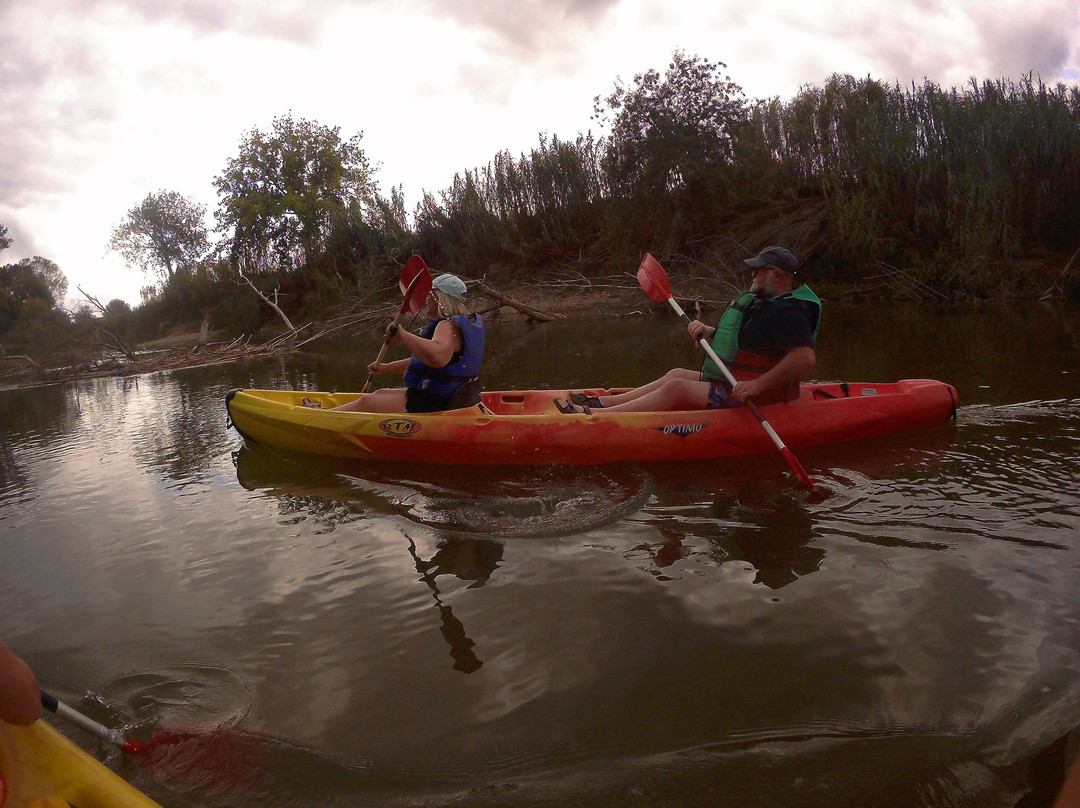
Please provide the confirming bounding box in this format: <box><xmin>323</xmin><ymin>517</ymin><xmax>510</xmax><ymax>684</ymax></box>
<box><xmin>1</xmin><ymin>0</ymin><xmax>1077</xmax><ymax>306</ymax></box>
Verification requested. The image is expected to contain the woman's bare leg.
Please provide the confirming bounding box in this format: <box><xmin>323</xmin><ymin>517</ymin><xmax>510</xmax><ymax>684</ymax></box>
<box><xmin>331</xmin><ymin>389</ymin><xmax>408</xmax><ymax>412</ymax></box>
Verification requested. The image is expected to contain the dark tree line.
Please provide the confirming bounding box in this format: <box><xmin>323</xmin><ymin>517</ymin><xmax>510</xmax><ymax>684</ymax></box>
<box><xmin>6</xmin><ymin>54</ymin><xmax>1080</xmax><ymax>363</ymax></box>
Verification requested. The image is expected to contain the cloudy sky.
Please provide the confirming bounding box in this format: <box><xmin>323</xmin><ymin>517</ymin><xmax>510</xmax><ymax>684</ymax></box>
<box><xmin>2</xmin><ymin>0</ymin><xmax>1077</xmax><ymax>306</ymax></box>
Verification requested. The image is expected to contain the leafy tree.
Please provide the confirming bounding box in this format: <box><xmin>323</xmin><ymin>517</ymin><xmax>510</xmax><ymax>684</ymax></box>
<box><xmin>109</xmin><ymin>191</ymin><xmax>209</xmax><ymax>287</ymax></box>
<box><xmin>20</xmin><ymin>256</ymin><xmax>68</xmax><ymax>304</ymax></box>
<box><xmin>213</xmin><ymin>112</ymin><xmax>376</xmax><ymax>275</ymax></box>
<box><xmin>0</xmin><ymin>224</ymin><xmax>11</xmax><ymax>254</ymax></box>
<box><xmin>592</xmin><ymin>50</ymin><xmax>746</xmax><ymax>197</ymax></box>
<box><xmin>0</xmin><ymin>297</ymin><xmax>72</xmax><ymax>359</ymax></box>
<box><xmin>0</xmin><ymin>259</ymin><xmax>58</xmax><ymax>337</ymax></box>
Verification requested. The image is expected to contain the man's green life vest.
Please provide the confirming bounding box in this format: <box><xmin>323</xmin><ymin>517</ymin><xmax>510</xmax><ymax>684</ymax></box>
<box><xmin>702</xmin><ymin>285</ymin><xmax>822</xmax><ymax>380</ymax></box>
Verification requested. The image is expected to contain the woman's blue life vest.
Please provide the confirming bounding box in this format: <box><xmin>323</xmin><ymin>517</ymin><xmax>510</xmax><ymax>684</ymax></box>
<box><xmin>403</xmin><ymin>314</ymin><xmax>485</xmax><ymax>399</ymax></box>
<box><xmin>702</xmin><ymin>285</ymin><xmax>822</xmax><ymax>382</ymax></box>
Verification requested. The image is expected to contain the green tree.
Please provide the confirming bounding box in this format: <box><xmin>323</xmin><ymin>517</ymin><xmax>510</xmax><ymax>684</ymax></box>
<box><xmin>593</xmin><ymin>50</ymin><xmax>746</xmax><ymax>197</ymax></box>
<box><xmin>213</xmin><ymin>112</ymin><xmax>376</xmax><ymax>275</ymax></box>
<box><xmin>0</xmin><ymin>224</ymin><xmax>11</xmax><ymax>253</ymax></box>
<box><xmin>0</xmin><ymin>259</ymin><xmax>59</xmax><ymax>337</ymax></box>
<box><xmin>108</xmin><ymin>190</ymin><xmax>209</xmax><ymax>287</ymax></box>
<box><xmin>22</xmin><ymin>256</ymin><xmax>68</xmax><ymax>304</ymax></box>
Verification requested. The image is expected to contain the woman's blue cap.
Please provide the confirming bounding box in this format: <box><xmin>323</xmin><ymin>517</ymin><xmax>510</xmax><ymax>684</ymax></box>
<box><xmin>432</xmin><ymin>274</ymin><xmax>467</xmax><ymax>301</ymax></box>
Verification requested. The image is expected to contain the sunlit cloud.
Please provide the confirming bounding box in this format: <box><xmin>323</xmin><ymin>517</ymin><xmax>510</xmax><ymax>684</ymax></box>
<box><xmin>1</xmin><ymin>0</ymin><xmax>1076</xmax><ymax>305</ymax></box>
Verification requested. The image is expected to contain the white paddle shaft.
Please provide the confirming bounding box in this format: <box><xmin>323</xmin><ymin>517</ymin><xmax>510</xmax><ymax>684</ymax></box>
<box><xmin>41</xmin><ymin>690</ymin><xmax>126</xmax><ymax>746</ymax></box>
<box><xmin>664</xmin><ymin>297</ymin><xmax>790</xmax><ymax>453</ymax></box>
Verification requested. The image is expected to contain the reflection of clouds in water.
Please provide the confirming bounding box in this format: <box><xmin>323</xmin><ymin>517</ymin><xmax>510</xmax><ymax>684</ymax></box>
<box><xmin>616</xmin><ymin>461</ymin><xmax>1080</xmax><ymax>757</ymax></box>
<box><xmin>2</xmin><ymin>375</ymin><xmax>265</xmax><ymax>639</ymax></box>
<box><xmin>815</xmin><ymin>399</ymin><xmax>1080</xmax><ymax>747</ymax></box>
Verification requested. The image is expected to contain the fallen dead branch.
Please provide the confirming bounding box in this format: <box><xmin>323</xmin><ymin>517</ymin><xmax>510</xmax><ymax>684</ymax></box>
<box><xmin>1041</xmin><ymin>246</ymin><xmax>1080</xmax><ymax>300</ymax></box>
<box><xmin>77</xmin><ymin>286</ymin><xmax>138</xmax><ymax>359</ymax></box>
<box><xmin>470</xmin><ymin>279</ymin><xmax>565</xmax><ymax>321</ymax></box>
<box><xmin>0</xmin><ymin>352</ymin><xmax>40</xmax><ymax>368</ymax></box>
<box><xmin>862</xmin><ymin>263</ymin><xmax>949</xmax><ymax>300</ymax></box>
<box><xmin>238</xmin><ymin>275</ymin><xmax>297</xmax><ymax>333</ymax></box>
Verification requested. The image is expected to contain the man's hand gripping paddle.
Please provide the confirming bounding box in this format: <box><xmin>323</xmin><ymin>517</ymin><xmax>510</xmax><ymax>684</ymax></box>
<box><xmin>361</xmin><ymin>255</ymin><xmax>433</xmax><ymax>394</ymax></box>
<box><xmin>637</xmin><ymin>253</ymin><xmax>824</xmax><ymax>498</ymax></box>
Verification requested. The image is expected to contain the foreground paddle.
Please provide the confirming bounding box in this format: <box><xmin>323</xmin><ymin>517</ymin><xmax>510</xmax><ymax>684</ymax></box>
<box><xmin>41</xmin><ymin>690</ymin><xmax>148</xmax><ymax>755</ymax></box>
<box><xmin>361</xmin><ymin>254</ymin><xmax>433</xmax><ymax>393</ymax></box>
<box><xmin>42</xmin><ymin>688</ymin><xmax>265</xmax><ymax>791</ymax></box>
<box><xmin>637</xmin><ymin>253</ymin><xmax>824</xmax><ymax>498</ymax></box>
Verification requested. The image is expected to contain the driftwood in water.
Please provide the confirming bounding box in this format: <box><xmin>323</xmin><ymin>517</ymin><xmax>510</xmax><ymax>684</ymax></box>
<box><xmin>861</xmin><ymin>264</ymin><xmax>948</xmax><ymax>300</ymax></box>
<box><xmin>0</xmin><ymin>352</ymin><xmax>39</xmax><ymax>368</ymax></box>
<box><xmin>0</xmin><ymin>351</ymin><xmax>41</xmax><ymax>382</ymax></box>
<box><xmin>31</xmin><ymin>328</ymin><xmax>308</xmax><ymax>385</ymax></box>
<box><xmin>469</xmin><ymin>279</ymin><xmax>565</xmax><ymax>322</ymax></box>
<box><xmin>19</xmin><ymin>277</ymin><xmax>569</xmax><ymax>387</ymax></box>
<box><xmin>1041</xmin><ymin>246</ymin><xmax>1080</xmax><ymax>300</ymax></box>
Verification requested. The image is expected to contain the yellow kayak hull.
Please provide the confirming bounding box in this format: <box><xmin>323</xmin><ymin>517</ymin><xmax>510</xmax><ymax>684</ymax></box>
<box><xmin>0</xmin><ymin>720</ymin><xmax>162</xmax><ymax>808</ymax></box>
<box><xmin>225</xmin><ymin>380</ymin><xmax>958</xmax><ymax>466</ymax></box>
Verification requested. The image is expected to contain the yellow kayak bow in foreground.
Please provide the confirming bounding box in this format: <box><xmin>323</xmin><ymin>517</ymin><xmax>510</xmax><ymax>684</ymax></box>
<box><xmin>0</xmin><ymin>720</ymin><xmax>162</xmax><ymax>808</ymax></box>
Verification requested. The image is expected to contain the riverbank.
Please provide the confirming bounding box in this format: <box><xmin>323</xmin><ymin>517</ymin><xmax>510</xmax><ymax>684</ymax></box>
<box><xmin>4</xmin><ymin>255</ymin><xmax>1076</xmax><ymax>391</ymax></box>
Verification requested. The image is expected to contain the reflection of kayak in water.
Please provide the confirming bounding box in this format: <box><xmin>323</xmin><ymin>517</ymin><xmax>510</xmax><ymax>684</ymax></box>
<box><xmin>0</xmin><ymin>719</ymin><xmax>163</xmax><ymax>808</ymax></box>
<box><xmin>232</xmin><ymin>442</ymin><xmax>654</xmax><ymax>537</ymax></box>
<box><xmin>226</xmin><ymin>380</ymin><xmax>957</xmax><ymax>466</ymax></box>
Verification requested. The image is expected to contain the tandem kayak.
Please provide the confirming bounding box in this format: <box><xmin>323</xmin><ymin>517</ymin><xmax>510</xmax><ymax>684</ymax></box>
<box><xmin>0</xmin><ymin>720</ymin><xmax>162</xmax><ymax>808</ymax></box>
<box><xmin>225</xmin><ymin>379</ymin><xmax>957</xmax><ymax>466</ymax></box>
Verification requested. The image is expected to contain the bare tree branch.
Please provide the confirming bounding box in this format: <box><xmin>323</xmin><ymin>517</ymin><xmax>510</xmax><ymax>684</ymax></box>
<box><xmin>76</xmin><ymin>286</ymin><xmax>138</xmax><ymax>359</ymax></box>
<box><xmin>237</xmin><ymin>275</ymin><xmax>296</xmax><ymax>333</ymax></box>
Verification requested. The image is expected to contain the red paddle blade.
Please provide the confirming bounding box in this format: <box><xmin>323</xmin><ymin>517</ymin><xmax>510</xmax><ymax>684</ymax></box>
<box><xmin>402</xmin><ymin>266</ymin><xmax>432</xmax><ymax>315</ymax></box>
<box><xmin>399</xmin><ymin>254</ymin><xmax>428</xmax><ymax>295</ymax></box>
<box><xmin>779</xmin><ymin>446</ymin><xmax>825</xmax><ymax>499</ymax></box>
<box><xmin>131</xmin><ymin>725</ymin><xmax>265</xmax><ymax>794</ymax></box>
<box><xmin>637</xmin><ymin>253</ymin><xmax>672</xmax><ymax>302</ymax></box>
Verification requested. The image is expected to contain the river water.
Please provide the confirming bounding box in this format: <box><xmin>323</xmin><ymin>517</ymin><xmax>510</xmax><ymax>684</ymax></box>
<box><xmin>1</xmin><ymin>301</ymin><xmax>1079</xmax><ymax>807</ymax></box>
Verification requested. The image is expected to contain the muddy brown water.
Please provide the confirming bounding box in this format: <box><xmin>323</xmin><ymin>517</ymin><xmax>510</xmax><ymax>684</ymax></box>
<box><xmin>2</xmin><ymin>300</ymin><xmax>1079</xmax><ymax>807</ymax></box>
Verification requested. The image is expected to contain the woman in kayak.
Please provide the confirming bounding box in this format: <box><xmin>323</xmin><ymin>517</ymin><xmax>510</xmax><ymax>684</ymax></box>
<box><xmin>325</xmin><ymin>273</ymin><xmax>485</xmax><ymax>413</ymax></box>
<box><xmin>0</xmin><ymin>640</ymin><xmax>42</xmax><ymax>726</ymax></box>
<box><xmin>554</xmin><ymin>246</ymin><xmax>819</xmax><ymax>414</ymax></box>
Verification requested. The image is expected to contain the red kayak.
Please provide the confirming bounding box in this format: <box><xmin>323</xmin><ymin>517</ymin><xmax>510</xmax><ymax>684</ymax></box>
<box><xmin>225</xmin><ymin>379</ymin><xmax>957</xmax><ymax>466</ymax></box>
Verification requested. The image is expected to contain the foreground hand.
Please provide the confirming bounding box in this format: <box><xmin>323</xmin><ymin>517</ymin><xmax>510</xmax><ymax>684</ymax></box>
<box><xmin>384</xmin><ymin>323</ymin><xmax>399</xmax><ymax>341</ymax></box>
<box><xmin>368</xmin><ymin>361</ymin><xmax>382</xmax><ymax>375</ymax></box>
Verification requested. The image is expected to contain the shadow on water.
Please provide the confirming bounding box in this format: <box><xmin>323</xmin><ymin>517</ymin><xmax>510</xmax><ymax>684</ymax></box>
<box><xmin>231</xmin><ymin>442</ymin><xmax>655</xmax><ymax>538</ymax></box>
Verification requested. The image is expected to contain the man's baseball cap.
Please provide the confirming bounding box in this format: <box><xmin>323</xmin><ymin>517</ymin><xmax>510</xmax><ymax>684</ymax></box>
<box><xmin>744</xmin><ymin>246</ymin><xmax>799</xmax><ymax>275</ymax></box>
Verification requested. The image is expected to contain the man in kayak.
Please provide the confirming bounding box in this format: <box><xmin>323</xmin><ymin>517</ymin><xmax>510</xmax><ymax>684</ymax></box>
<box><xmin>555</xmin><ymin>246</ymin><xmax>820</xmax><ymax>413</ymax></box>
<box><xmin>0</xmin><ymin>640</ymin><xmax>42</xmax><ymax>726</ymax></box>
<box><xmin>323</xmin><ymin>273</ymin><xmax>486</xmax><ymax>413</ymax></box>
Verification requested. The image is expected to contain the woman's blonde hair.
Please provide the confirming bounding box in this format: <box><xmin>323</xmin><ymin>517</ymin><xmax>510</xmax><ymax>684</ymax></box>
<box><xmin>433</xmin><ymin>289</ymin><xmax>468</xmax><ymax>317</ymax></box>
